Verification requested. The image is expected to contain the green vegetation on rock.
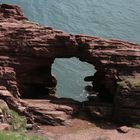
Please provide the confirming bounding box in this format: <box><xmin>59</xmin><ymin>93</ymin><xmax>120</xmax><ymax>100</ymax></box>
<box><xmin>11</xmin><ymin>110</ymin><xmax>27</xmax><ymax>131</ymax></box>
<box><xmin>125</xmin><ymin>78</ymin><xmax>140</xmax><ymax>88</ymax></box>
<box><xmin>0</xmin><ymin>131</ymin><xmax>46</xmax><ymax>140</ymax></box>
<box><xmin>133</xmin><ymin>124</ymin><xmax>140</xmax><ymax>129</ymax></box>
<box><xmin>117</xmin><ymin>78</ymin><xmax>140</xmax><ymax>90</ymax></box>
<box><xmin>0</xmin><ymin>110</ymin><xmax>47</xmax><ymax>140</ymax></box>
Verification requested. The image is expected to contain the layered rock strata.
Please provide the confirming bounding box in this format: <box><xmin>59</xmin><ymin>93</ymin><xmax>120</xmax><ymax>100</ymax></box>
<box><xmin>0</xmin><ymin>4</ymin><xmax>140</xmax><ymax>125</ymax></box>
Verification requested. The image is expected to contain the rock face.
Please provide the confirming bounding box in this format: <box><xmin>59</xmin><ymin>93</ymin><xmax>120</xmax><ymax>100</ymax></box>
<box><xmin>25</xmin><ymin>98</ymin><xmax>80</xmax><ymax>125</ymax></box>
<box><xmin>0</xmin><ymin>4</ymin><xmax>140</xmax><ymax>125</ymax></box>
<box><xmin>0</xmin><ymin>99</ymin><xmax>11</xmax><ymax>123</ymax></box>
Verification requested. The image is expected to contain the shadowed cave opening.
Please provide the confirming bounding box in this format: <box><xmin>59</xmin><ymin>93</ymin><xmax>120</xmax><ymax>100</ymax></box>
<box><xmin>19</xmin><ymin>57</ymin><xmax>115</xmax><ymax>103</ymax></box>
<box><xmin>52</xmin><ymin>57</ymin><xmax>96</xmax><ymax>102</ymax></box>
<box><xmin>20</xmin><ymin>58</ymin><xmax>97</xmax><ymax>101</ymax></box>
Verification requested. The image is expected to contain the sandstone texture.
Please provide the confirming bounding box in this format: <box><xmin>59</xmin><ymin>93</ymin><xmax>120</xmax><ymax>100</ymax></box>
<box><xmin>0</xmin><ymin>123</ymin><xmax>11</xmax><ymax>131</ymax></box>
<box><xmin>0</xmin><ymin>4</ymin><xmax>140</xmax><ymax>125</ymax></box>
<box><xmin>118</xmin><ymin>126</ymin><xmax>131</xmax><ymax>133</ymax></box>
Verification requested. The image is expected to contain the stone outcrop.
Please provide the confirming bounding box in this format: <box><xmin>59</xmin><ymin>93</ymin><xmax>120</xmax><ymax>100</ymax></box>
<box><xmin>0</xmin><ymin>4</ymin><xmax>140</xmax><ymax>125</ymax></box>
<box><xmin>0</xmin><ymin>99</ymin><xmax>11</xmax><ymax>123</ymax></box>
<box><xmin>25</xmin><ymin>98</ymin><xmax>80</xmax><ymax>125</ymax></box>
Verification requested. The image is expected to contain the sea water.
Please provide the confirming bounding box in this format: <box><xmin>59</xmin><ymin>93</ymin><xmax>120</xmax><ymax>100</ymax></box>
<box><xmin>1</xmin><ymin>0</ymin><xmax>140</xmax><ymax>101</ymax></box>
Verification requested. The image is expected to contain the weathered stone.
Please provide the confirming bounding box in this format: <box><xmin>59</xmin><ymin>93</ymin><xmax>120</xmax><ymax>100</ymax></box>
<box><xmin>0</xmin><ymin>123</ymin><xmax>11</xmax><ymax>131</ymax></box>
<box><xmin>25</xmin><ymin>98</ymin><xmax>80</xmax><ymax>125</ymax></box>
<box><xmin>26</xmin><ymin>123</ymin><xmax>33</xmax><ymax>130</ymax></box>
<box><xmin>0</xmin><ymin>4</ymin><xmax>140</xmax><ymax>125</ymax></box>
<box><xmin>0</xmin><ymin>86</ymin><xmax>7</xmax><ymax>90</ymax></box>
<box><xmin>0</xmin><ymin>99</ymin><xmax>11</xmax><ymax>123</ymax></box>
<box><xmin>117</xmin><ymin>126</ymin><xmax>131</xmax><ymax>133</ymax></box>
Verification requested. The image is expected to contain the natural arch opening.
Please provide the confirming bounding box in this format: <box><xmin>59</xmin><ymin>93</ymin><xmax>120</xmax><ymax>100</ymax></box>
<box><xmin>18</xmin><ymin>57</ymin><xmax>115</xmax><ymax>103</ymax></box>
<box><xmin>52</xmin><ymin>57</ymin><xmax>96</xmax><ymax>102</ymax></box>
<box><xmin>13</xmin><ymin>55</ymin><xmax>116</xmax><ymax>125</ymax></box>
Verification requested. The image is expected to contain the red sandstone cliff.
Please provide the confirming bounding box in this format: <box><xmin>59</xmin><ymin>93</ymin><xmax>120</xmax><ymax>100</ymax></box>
<box><xmin>0</xmin><ymin>4</ymin><xmax>140</xmax><ymax>125</ymax></box>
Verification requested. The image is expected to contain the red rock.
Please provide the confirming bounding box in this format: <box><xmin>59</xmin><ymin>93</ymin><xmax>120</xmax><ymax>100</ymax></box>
<box><xmin>118</xmin><ymin>126</ymin><xmax>131</xmax><ymax>133</ymax></box>
<box><xmin>0</xmin><ymin>4</ymin><xmax>140</xmax><ymax>125</ymax></box>
<box><xmin>0</xmin><ymin>123</ymin><xmax>11</xmax><ymax>131</ymax></box>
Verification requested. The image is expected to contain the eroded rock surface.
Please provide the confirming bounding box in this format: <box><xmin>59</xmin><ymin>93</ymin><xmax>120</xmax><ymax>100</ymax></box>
<box><xmin>25</xmin><ymin>98</ymin><xmax>80</xmax><ymax>125</ymax></box>
<box><xmin>0</xmin><ymin>4</ymin><xmax>140</xmax><ymax>125</ymax></box>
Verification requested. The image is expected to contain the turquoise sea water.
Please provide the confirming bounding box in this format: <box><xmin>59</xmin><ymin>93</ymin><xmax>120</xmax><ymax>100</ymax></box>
<box><xmin>1</xmin><ymin>0</ymin><xmax>140</xmax><ymax>101</ymax></box>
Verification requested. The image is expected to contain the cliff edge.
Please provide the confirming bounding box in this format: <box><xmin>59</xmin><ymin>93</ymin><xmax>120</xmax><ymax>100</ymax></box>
<box><xmin>0</xmin><ymin>4</ymin><xmax>140</xmax><ymax>125</ymax></box>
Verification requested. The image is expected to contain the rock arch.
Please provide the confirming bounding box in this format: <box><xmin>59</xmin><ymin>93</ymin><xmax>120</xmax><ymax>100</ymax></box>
<box><xmin>0</xmin><ymin>4</ymin><xmax>140</xmax><ymax>124</ymax></box>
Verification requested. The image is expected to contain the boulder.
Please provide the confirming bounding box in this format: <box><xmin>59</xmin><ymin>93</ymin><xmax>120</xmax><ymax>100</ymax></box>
<box><xmin>0</xmin><ymin>123</ymin><xmax>11</xmax><ymax>131</ymax></box>
<box><xmin>117</xmin><ymin>126</ymin><xmax>131</xmax><ymax>133</ymax></box>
